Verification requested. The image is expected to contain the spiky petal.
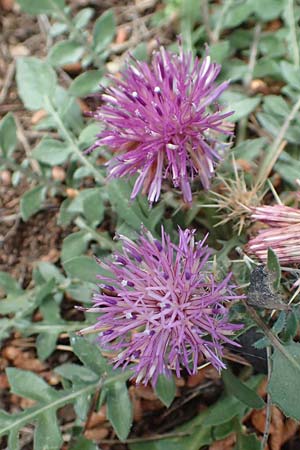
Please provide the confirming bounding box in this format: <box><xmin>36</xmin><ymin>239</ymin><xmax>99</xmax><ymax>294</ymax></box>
<box><xmin>89</xmin><ymin>44</ymin><xmax>233</xmax><ymax>204</ymax></box>
<box><xmin>80</xmin><ymin>227</ymin><xmax>242</xmax><ymax>385</ymax></box>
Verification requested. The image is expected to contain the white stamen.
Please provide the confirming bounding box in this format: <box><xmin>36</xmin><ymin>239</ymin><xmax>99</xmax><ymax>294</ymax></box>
<box><xmin>166</xmin><ymin>143</ymin><xmax>179</xmax><ymax>150</ymax></box>
<box><xmin>132</xmin><ymin>91</ymin><xmax>138</xmax><ymax>97</ymax></box>
<box><xmin>126</xmin><ymin>312</ymin><xmax>133</xmax><ymax>319</ymax></box>
<box><xmin>154</xmin><ymin>86</ymin><xmax>161</xmax><ymax>93</ymax></box>
<box><xmin>121</xmin><ymin>280</ymin><xmax>128</xmax><ymax>286</ymax></box>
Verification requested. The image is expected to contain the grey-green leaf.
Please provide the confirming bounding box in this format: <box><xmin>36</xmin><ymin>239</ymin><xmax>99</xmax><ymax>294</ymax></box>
<box><xmin>6</xmin><ymin>368</ymin><xmax>60</xmax><ymax>403</ymax></box>
<box><xmin>63</xmin><ymin>255</ymin><xmax>101</xmax><ymax>283</ymax></box>
<box><xmin>93</xmin><ymin>9</ymin><xmax>116</xmax><ymax>53</ymax></box>
<box><xmin>34</xmin><ymin>410</ymin><xmax>62</xmax><ymax>450</ymax></box>
<box><xmin>17</xmin><ymin>0</ymin><xmax>65</xmax><ymax>14</ymax></box>
<box><xmin>48</xmin><ymin>40</ymin><xmax>85</xmax><ymax>67</ymax></box>
<box><xmin>70</xmin><ymin>334</ymin><xmax>110</xmax><ymax>376</ymax></box>
<box><xmin>269</xmin><ymin>341</ymin><xmax>300</xmax><ymax>420</ymax></box>
<box><xmin>0</xmin><ymin>113</ymin><xmax>17</xmax><ymax>157</ymax></box>
<box><xmin>222</xmin><ymin>369</ymin><xmax>264</xmax><ymax>409</ymax></box>
<box><xmin>16</xmin><ymin>57</ymin><xmax>57</xmax><ymax>110</ymax></box>
<box><xmin>32</xmin><ymin>138</ymin><xmax>72</xmax><ymax>165</ymax></box>
<box><xmin>20</xmin><ymin>185</ymin><xmax>47</xmax><ymax>221</ymax></box>
<box><xmin>69</xmin><ymin>70</ymin><xmax>104</xmax><ymax>97</ymax></box>
<box><xmin>267</xmin><ymin>248</ymin><xmax>281</xmax><ymax>290</ymax></box>
<box><xmin>107</xmin><ymin>381</ymin><xmax>133</xmax><ymax>441</ymax></box>
<box><xmin>61</xmin><ymin>231</ymin><xmax>91</xmax><ymax>263</ymax></box>
<box><xmin>155</xmin><ymin>374</ymin><xmax>176</xmax><ymax>407</ymax></box>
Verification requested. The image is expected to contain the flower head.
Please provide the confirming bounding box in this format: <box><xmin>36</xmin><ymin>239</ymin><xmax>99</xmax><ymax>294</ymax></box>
<box><xmin>89</xmin><ymin>44</ymin><xmax>233</xmax><ymax>203</ymax></box>
<box><xmin>80</xmin><ymin>227</ymin><xmax>242</xmax><ymax>385</ymax></box>
<box><xmin>247</xmin><ymin>205</ymin><xmax>300</xmax><ymax>264</ymax></box>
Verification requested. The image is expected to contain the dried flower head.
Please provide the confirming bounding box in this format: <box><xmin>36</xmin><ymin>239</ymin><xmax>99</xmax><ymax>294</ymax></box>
<box><xmin>79</xmin><ymin>227</ymin><xmax>242</xmax><ymax>385</ymax></box>
<box><xmin>89</xmin><ymin>44</ymin><xmax>233</xmax><ymax>204</ymax></box>
<box><xmin>208</xmin><ymin>157</ymin><xmax>265</xmax><ymax>234</ymax></box>
<box><xmin>247</xmin><ymin>205</ymin><xmax>300</xmax><ymax>264</ymax></box>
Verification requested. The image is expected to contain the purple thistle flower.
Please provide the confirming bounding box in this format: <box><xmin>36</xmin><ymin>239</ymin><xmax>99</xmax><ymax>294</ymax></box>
<box><xmin>89</xmin><ymin>44</ymin><xmax>234</xmax><ymax>204</ymax></box>
<box><xmin>80</xmin><ymin>227</ymin><xmax>243</xmax><ymax>385</ymax></box>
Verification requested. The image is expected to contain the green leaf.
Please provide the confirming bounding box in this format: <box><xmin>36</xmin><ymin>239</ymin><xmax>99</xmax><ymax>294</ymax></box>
<box><xmin>93</xmin><ymin>9</ymin><xmax>116</xmax><ymax>53</ymax></box>
<box><xmin>82</xmin><ymin>189</ymin><xmax>105</xmax><ymax>225</ymax></box>
<box><xmin>263</xmin><ymin>95</ymin><xmax>290</xmax><ymax>117</ymax></box>
<box><xmin>222</xmin><ymin>1</ymin><xmax>254</xmax><ymax>28</ymax></box>
<box><xmin>107</xmin><ymin>381</ymin><xmax>133</xmax><ymax>441</ymax></box>
<box><xmin>37</xmin><ymin>261</ymin><xmax>65</xmax><ymax>283</ymax></box>
<box><xmin>0</xmin><ymin>113</ymin><xmax>17</xmax><ymax>157</ymax></box>
<box><xmin>283</xmin><ymin>310</ymin><xmax>298</xmax><ymax>341</ymax></box>
<box><xmin>16</xmin><ymin>57</ymin><xmax>57</xmax><ymax>110</ymax></box>
<box><xmin>32</xmin><ymin>137</ymin><xmax>73</xmax><ymax>165</ymax></box>
<box><xmin>16</xmin><ymin>0</ymin><xmax>65</xmax><ymax>14</ymax></box>
<box><xmin>252</xmin><ymin>0</ymin><xmax>284</xmax><ymax>21</ymax></box>
<box><xmin>269</xmin><ymin>341</ymin><xmax>300</xmax><ymax>419</ymax></box>
<box><xmin>20</xmin><ymin>185</ymin><xmax>47</xmax><ymax>221</ymax></box>
<box><xmin>253</xmin><ymin>58</ymin><xmax>280</xmax><ymax>78</ymax></box>
<box><xmin>55</xmin><ymin>363</ymin><xmax>98</xmax><ymax>384</ymax></box>
<box><xmin>234</xmin><ymin>433</ymin><xmax>261</xmax><ymax>450</ymax></box>
<box><xmin>275</xmin><ymin>152</ymin><xmax>300</xmax><ymax>186</ymax></box>
<box><xmin>70</xmin><ymin>334</ymin><xmax>110</xmax><ymax>376</ymax></box>
<box><xmin>34</xmin><ymin>410</ymin><xmax>63</xmax><ymax>450</ymax></box>
<box><xmin>79</xmin><ymin>122</ymin><xmax>102</xmax><ymax>149</ymax></box>
<box><xmin>233</xmin><ymin>137</ymin><xmax>267</xmax><ymax>161</ymax></box>
<box><xmin>281</xmin><ymin>61</ymin><xmax>300</xmax><ymax>90</ymax></box>
<box><xmin>222</xmin><ymin>369</ymin><xmax>264</xmax><ymax>409</ymax></box>
<box><xmin>63</xmin><ymin>255</ymin><xmax>102</xmax><ymax>283</ymax></box>
<box><xmin>0</xmin><ymin>272</ymin><xmax>22</xmax><ymax>295</ymax></box>
<box><xmin>61</xmin><ymin>231</ymin><xmax>91</xmax><ymax>263</ymax></box>
<box><xmin>228</xmin><ymin>97</ymin><xmax>261</xmax><ymax>122</ymax></box>
<box><xmin>36</xmin><ymin>332</ymin><xmax>59</xmax><ymax>361</ymax></box>
<box><xmin>48</xmin><ymin>40</ymin><xmax>85</xmax><ymax>67</ymax></box>
<box><xmin>7</xmin><ymin>368</ymin><xmax>60</xmax><ymax>403</ymax></box>
<box><xmin>209</xmin><ymin>41</ymin><xmax>230</xmax><ymax>64</ymax></box>
<box><xmin>58</xmin><ymin>198</ymin><xmax>76</xmax><ymax>226</ymax></box>
<box><xmin>73</xmin><ymin>8</ymin><xmax>94</xmax><ymax>29</ymax></box>
<box><xmin>267</xmin><ymin>248</ymin><xmax>281</xmax><ymax>290</ymax></box>
<box><xmin>0</xmin><ymin>370</ymin><xmax>100</xmax><ymax>449</ymax></box>
<box><xmin>69</xmin><ymin>70</ymin><xmax>104</xmax><ymax>97</ymax></box>
<box><xmin>155</xmin><ymin>374</ymin><xmax>176</xmax><ymax>407</ymax></box>
<box><xmin>108</xmin><ymin>179</ymin><xmax>151</xmax><ymax>231</ymax></box>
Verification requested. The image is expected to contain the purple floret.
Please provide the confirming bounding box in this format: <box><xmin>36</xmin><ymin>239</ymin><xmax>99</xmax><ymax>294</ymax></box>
<box><xmin>80</xmin><ymin>227</ymin><xmax>243</xmax><ymax>385</ymax></box>
<box><xmin>89</xmin><ymin>44</ymin><xmax>234</xmax><ymax>204</ymax></box>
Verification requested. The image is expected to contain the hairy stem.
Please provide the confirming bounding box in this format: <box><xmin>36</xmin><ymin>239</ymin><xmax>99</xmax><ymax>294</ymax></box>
<box><xmin>44</xmin><ymin>96</ymin><xmax>105</xmax><ymax>185</ymax></box>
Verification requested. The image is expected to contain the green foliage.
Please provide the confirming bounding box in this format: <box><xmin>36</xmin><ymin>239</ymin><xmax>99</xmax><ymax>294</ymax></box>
<box><xmin>48</xmin><ymin>40</ymin><xmax>85</xmax><ymax>67</ymax></box>
<box><xmin>16</xmin><ymin>57</ymin><xmax>57</xmax><ymax>110</ymax></box>
<box><xmin>0</xmin><ymin>113</ymin><xmax>17</xmax><ymax>158</ymax></box>
<box><xmin>222</xmin><ymin>369</ymin><xmax>265</xmax><ymax>409</ymax></box>
<box><xmin>20</xmin><ymin>185</ymin><xmax>47</xmax><ymax>221</ymax></box>
<box><xmin>269</xmin><ymin>342</ymin><xmax>300</xmax><ymax>419</ymax></box>
<box><xmin>17</xmin><ymin>0</ymin><xmax>65</xmax><ymax>14</ymax></box>
<box><xmin>93</xmin><ymin>10</ymin><xmax>116</xmax><ymax>53</ymax></box>
<box><xmin>155</xmin><ymin>374</ymin><xmax>177</xmax><ymax>407</ymax></box>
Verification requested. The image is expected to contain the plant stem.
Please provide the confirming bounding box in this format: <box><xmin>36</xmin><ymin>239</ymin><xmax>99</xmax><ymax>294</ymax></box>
<box><xmin>44</xmin><ymin>96</ymin><xmax>105</xmax><ymax>185</ymax></box>
<box><xmin>261</xmin><ymin>345</ymin><xmax>272</xmax><ymax>450</ymax></box>
<box><xmin>212</xmin><ymin>0</ymin><xmax>233</xmax><ymax>43</ymax></box>
<box><xmin>286</xmin><ymin>0</ymin><xmax>300</xmax><ymax>68</ymax></box>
